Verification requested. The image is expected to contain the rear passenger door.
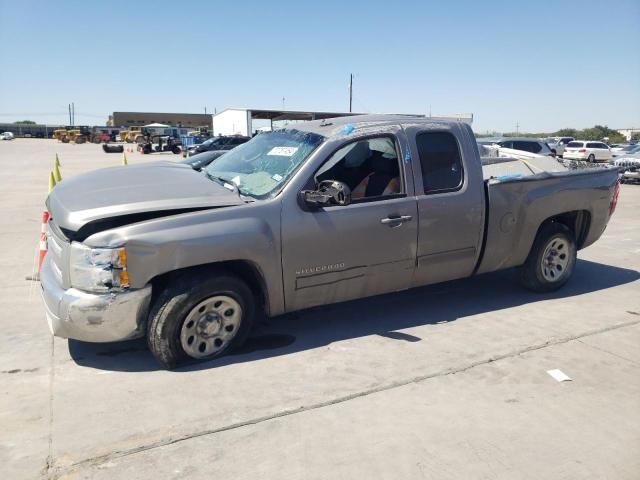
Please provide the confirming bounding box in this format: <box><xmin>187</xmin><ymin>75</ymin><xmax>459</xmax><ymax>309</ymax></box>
<box><xmin>405</xmin><ymin>124</ymin><xmax>485</xmax><ymax>287</ymax></box>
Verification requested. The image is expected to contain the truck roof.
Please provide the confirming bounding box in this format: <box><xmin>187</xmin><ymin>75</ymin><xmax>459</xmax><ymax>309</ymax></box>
<box><xmin>285</xmin><ymin>114</ymin><xmax>467</xmax><ymax>138</ymax></box>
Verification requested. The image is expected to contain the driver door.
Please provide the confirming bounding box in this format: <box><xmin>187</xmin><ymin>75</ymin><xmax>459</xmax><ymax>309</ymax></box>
<box><xmin>280</xmin><ymin>132</ymin><xmax>418</xmax><ymax>312</ymax></box>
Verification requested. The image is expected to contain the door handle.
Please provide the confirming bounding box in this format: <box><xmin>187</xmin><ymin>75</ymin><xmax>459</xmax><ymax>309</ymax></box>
<box><xmin>380</xmin><ymin>215</ymin><xmax>413</xmax><ymax>226</ymax></box>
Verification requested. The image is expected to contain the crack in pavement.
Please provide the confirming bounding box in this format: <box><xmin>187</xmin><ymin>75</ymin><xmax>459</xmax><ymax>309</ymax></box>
<box><xmin>49</xmin><ymin>317</ymin><xmax>640</xmax><ymax>479</ymax></box>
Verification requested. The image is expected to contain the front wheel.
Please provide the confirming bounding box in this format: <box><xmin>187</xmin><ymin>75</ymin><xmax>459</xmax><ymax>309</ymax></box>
<box><xmin>147</xmin><ymin>272</ymin><xmax>255</xmax><ymax>368</ymax></box>
<box><xmin>518</xmin><ymin>222</ymin><xmax>576</xmax><ymax>293</ymax></box>
<box><xmin>587</xmin><ymin>154</ymin><xmax>595</xmax><ymax>163</ymax></box>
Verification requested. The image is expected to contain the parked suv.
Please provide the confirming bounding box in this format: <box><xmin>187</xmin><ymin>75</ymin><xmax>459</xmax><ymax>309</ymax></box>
<box><xmin>497</xmin><ymin>138</ymin><xmax>555</xmax><ymax>156</ymax></box>
<box><xmin>563</xmin><ymin>141</ymin><xmax>611</xmax><ymax>163</ymax></box>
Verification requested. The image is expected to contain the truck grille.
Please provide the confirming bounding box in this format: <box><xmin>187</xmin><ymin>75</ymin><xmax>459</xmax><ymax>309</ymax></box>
<box><xmin>47</xmin><ymin>220</ymin><xmax>71</xmax><ymax>288</ymax></box>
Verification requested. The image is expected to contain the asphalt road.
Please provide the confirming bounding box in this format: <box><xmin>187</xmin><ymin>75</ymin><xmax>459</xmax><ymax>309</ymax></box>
<box><xmin>1</xmin><ymin>140</ymin><xmax>639</xmax><ymax>479</ymax></box>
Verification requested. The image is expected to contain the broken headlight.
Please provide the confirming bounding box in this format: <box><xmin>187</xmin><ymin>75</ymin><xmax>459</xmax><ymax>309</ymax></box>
<box><xmin>69</xmin><ymin>243</ymin><xmax>129</xmax><ymax>293</ymax></box>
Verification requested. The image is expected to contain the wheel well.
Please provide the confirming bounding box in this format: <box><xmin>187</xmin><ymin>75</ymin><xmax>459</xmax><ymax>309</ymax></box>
<box><xmin>538</xmin><ymin>210</ymin><xmax>591</xmax><ymax>249</ymax></box>
<box><xmin>149</xmin><ymin>260</ymin><xmax>269</xmax><ymax>316</ymax></box>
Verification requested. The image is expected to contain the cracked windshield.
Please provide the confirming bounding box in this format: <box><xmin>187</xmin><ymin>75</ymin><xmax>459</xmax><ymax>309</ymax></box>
<box><xmin>205</xmin><ymin>129</ymin><xmax>324</xmax><ymax>197</ymax></box>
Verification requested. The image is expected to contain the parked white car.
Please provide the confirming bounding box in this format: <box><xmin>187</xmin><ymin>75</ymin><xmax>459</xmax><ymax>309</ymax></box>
<box><xmin>0</xmin><ymin>131</ymin><xmax>15</xmax><ymax>140</ymax></box>
<box><xmin>563</xmin><ymin>141</ymin><xmax>611</xmax><ymax>163</ymax></box>
<box><xmin>612</xmin><ymin>144</ymin><xmax>640</xmax><ymax>158</ymax></box>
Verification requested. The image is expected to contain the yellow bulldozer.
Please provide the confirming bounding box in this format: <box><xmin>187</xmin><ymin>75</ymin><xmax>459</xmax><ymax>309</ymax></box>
<box><xmin>54</xmin><ymin>126</ymin><xmax>108</xmax><ymax>144</ymax></box>
<box><xmin>54</xmin><ymin>126</ymin><xmax>92</xmax><ymax>143</ymax></box>
<box><xmin>120</xmin><ymin>127</ymin><xmax>146</xmax><ymax>143</ymax></box>
<box><xmin>53</xmin><ymin>129</ymin><xmax>68</xmax><ymax>141</ymax></box>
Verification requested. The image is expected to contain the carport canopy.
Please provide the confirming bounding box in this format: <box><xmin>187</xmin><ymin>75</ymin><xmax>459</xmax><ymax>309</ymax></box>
<box><xmin>248</xmin><ymin>109</ymin><xmax>362</xmax><ymax>122</ymax></box>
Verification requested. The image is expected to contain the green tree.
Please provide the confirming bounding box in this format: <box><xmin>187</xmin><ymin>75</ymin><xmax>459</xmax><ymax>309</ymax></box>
<box><xmin>14</xmin><ymin>120</ymin><xmax>36</xmax><ymax>124</ymax></box>
<box><xmin>554</xmin><ymin>128</ymin><xmax>579</xmax><ymax>138</ymax></box>
<box><xmin>581</xmin><ymin>125</ymin><xmax>625</xmax><ymax>143</ymax></box>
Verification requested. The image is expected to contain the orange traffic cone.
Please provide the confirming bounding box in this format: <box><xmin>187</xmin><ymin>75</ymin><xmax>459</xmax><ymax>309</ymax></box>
<box><xmin>27</xmin><ymin>210</ymin><xmax>49</xmax><ymax>281</ymax></box>
<box><xmin>37</xmin><ymin>210</ymin><xmax>50</xmax><ymax>273</ymax></box>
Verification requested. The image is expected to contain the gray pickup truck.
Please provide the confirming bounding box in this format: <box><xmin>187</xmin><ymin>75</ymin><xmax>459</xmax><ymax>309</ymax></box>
<box><xmin>41</xmin><ymin>115</ymin><xmax>621</xmax><ymax>368</ymax></box>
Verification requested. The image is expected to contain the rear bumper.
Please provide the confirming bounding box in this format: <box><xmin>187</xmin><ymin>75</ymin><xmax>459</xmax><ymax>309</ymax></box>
<box><xmin>40</xmin><ymin>255</ymin><xmax>152</xmax><ymax>342</ymax></box>
<box><xmin>563</xmin><ymin>152</ymin><xmax>587</xmax><ymax>160</ymax></box>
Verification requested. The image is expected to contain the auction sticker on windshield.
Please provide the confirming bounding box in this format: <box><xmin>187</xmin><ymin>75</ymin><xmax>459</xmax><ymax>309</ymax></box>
<box><xmin>268</xmin><ymin>146</ymin><xmax>298</xmax><ymax>156</ymax></box>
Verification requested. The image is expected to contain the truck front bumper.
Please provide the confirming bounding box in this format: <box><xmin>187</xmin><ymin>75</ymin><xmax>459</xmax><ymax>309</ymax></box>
<box><xmin>40</xmin><ymin>255</ymin><xmax>152</xmax><ymax>342</ymax></box>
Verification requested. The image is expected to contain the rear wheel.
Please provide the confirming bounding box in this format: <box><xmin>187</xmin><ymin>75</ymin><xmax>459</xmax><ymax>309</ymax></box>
<box><xmin>587</xmin><ymin>154</ymin><xmax>595</xmax><ymax>163</ymax></box>
<box><xmin>147</xmin><ymin>272</ymin><xmax>255</xmax><ymax>369</ymax></box>
<box><xmin>518</xmin><ymin>222</ymin><xmax>576</xmax><ymax>292</ymax></box>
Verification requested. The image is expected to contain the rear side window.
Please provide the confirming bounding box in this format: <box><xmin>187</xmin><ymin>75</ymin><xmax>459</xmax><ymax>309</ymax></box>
<box><xmin>416</xmin><ymin>132</ymin><xmax>463</xmax><ymax>194</ymax></box>
<box><xmin>586</xmin><ymin>142</ymin><xmax>600</xmax><ymax>148</ymax></box>
<box><xmin>567</xmin><ymin>141</ymin><xmax>583</xmax><ymax>148</ymax></box>
<box><xmin>513</xmin><ymin>140</ymin><xmax>542</xmax><ymax>153</ymax></box>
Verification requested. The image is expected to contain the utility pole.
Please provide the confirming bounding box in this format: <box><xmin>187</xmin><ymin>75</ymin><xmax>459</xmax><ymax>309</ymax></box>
<box><xmin>204</xmin><ymin>106</ymin><xmax>207</xmax><ymax>115</ymax></box>
<box><xmin>72</xmin><ymin>102</ymin><xmax>75</xmax><ymax>126</ymax></box>
<box><xmin>349</xmin><ymin>73</ymin><xmax>353</xmax><ymax>113</ymax></box>
<box><xmin>68</xmin><ymin>104</ymin><xmax>72</xmax><ymax>126</ymax></box>
<box><xmin>516</xmin><ymin>121</ymin><xmax>520</xmax><ymax>134</ymax></box>
<box><xmin>282</xmin><ymin>97</ymin><xmax>285</xmax><ymax>110</ymax></box>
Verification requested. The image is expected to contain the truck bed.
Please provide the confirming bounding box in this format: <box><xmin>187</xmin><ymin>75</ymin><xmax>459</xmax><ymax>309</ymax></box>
<box><xmin>476</xmin><ymin>165</ymin><xmax>619</xmax><ymax>275</ymax></box>
<box><xmin>481</xmin><ymin>155</ymin><xmax>568</xmax><ymax>180</ymax></box>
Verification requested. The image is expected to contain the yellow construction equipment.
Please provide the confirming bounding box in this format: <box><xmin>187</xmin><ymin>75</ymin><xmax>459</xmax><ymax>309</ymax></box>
<box><xmin>53</xmin><ymin>129</ymin><xmax>68</xmax><ymax>142</ymax></box>
<box><xmin>54</xmin><ymin>126</ymin><xmax>102</xmax><ymax>144</ymax></box>
<box><xmin>121</xmin><ymin>127</ymin><xmax>145</xmax><ymax>144</ymax></box>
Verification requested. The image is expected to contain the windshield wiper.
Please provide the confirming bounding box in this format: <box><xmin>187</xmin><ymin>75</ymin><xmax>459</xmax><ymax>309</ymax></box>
<box><xmin>205</xmin><ymin>171</ymin><xmax>234</xmax><ymax>189</ymax></box>
<box><xmin>204</xmin><ymin>172</ymin><xmax>253</xmax><ymax>202</ymax></box>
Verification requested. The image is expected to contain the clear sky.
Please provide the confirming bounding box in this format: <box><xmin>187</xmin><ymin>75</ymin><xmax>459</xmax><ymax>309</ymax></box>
<box><xmin>0</xmin><ymin>0</ymin><xmax>638</xmax><ymax>133</ymax></box>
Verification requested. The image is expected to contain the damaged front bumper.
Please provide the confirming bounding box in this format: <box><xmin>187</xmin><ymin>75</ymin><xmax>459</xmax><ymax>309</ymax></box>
<box><xmin>40</xmin><ymin>255</ymin><xmax>152</xmax><ymax>342</ymax></box>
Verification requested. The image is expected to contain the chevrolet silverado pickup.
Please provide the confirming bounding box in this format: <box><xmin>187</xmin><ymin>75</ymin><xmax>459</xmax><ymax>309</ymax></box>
<box><xmin>41</xmin><ymin>115</ymin><xmax>621</xmax><ymax>368</ymax></box>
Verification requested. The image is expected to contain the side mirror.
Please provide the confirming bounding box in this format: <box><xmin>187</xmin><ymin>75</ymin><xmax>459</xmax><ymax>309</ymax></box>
<box><xmin>301</xmin><ymin>180</ymin><xmax>351</xmax><ymax>208</ymax></box>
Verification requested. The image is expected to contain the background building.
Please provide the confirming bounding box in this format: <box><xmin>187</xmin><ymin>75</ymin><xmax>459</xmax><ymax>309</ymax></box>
<box><xmin>616</xmin><ymin>128</ymin><xmax>640</xmax><ymax>141</ymax></box>
<box><xmin>0</xmin><ymin>122</ymin><xmax>63</xmax><ymax>138</ymax></box>
<box><xmin>211</xmin><ymin>108</ymin><xmax>473</xmax><ymax>136</ymax></box>
<box><xmin>107</xmin><ymin>112</ymin><xmax>212</xmax><ymax>129</ymax></box>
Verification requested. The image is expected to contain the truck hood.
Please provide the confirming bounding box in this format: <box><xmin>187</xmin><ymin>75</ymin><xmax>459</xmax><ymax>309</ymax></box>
<box><xmin>47</xmin><ymin>161</ymin><xmax>244</xmax><ymax>239</ymax></box>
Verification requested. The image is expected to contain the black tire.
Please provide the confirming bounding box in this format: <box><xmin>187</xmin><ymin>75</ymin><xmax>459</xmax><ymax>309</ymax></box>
<box><xmin>102</xmin><ymin>143</ymin><xmax>124</xmax><ymax>153</ymax></box>
<box><xmin>172</xmin><ymin>146</ymin><xmax>181</xmax><ymax>154</ymax></box>
<box><xmin>588</xmin><ymin>154</ymin><xmax>595</xmax><ymax>163</ymax></box>
<box><xmin>518</xmin><ymin>222</ymin><xmax>577</xmax><ymax>293</ymax></box>
<box><xmin>147</xmin><ymin>271</ymin><xmax>255</xmax><ymax>369</ymax></box>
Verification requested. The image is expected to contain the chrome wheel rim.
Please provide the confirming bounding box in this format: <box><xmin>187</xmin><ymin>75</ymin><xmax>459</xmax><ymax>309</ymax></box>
<box><xmin>180</xmin><ymin>295</ymin><xmax>242</xmax><ymax>359</ymax></box>
<box><xmin>541</xmin><ymin>236</ymin><xmax>571</xmax><ymax>282</ymax></box>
